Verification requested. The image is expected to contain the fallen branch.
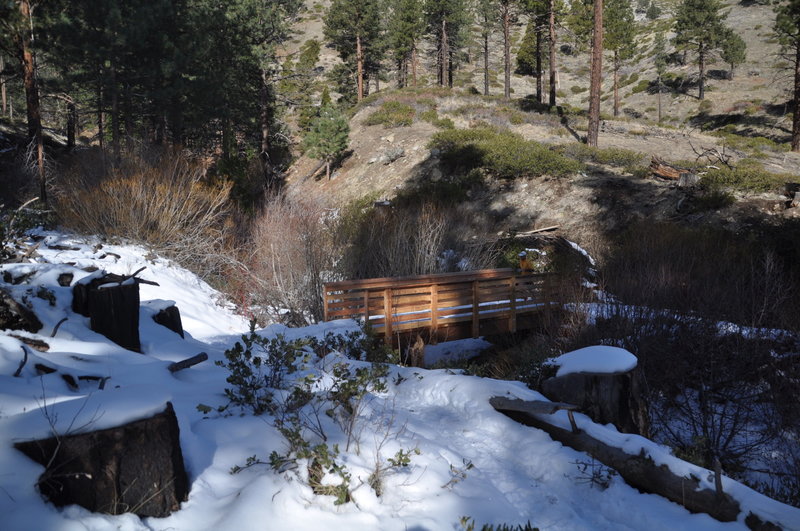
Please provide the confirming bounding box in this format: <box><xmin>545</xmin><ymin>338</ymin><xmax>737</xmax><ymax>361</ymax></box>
<box><xmin>168</xmin><ymin>353</ymin><xmax>208</xmax><ymax>373</ymax></box>
<box><xmin>13</xmin><ymin>345</ymin><xmax>29</xmax><ymax>377</ymax></box>
<box><xmin>51</xmin><ymin>317</ymin><xmax>68</xmax><ymax>338</ymax></box>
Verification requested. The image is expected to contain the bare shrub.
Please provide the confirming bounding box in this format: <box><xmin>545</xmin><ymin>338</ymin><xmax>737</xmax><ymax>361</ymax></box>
<box><xmin>52</xmin><ymin>147</ymin><xmax>233</xmax><ymax>278</ymax></box>
<box><xmin>241</xmin><ymin>194</ymin><xmax>337</xmax><ymax>324</ymax></box>
<box><xmin>342</xmin><ymin>202</ymin><xmax>497</xmax><ymax>280</ymax></box>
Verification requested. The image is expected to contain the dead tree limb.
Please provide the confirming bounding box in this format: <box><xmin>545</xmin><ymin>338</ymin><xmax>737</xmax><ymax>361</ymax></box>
<box><xmin>13</xmin><ymin>345</ymin><xmax>29</xmax><ymax>377</ymax></box>
<box><xmin>168</xmin><ymin>353</ymin><xmax>208</xmax><ymax>373</ymax></box>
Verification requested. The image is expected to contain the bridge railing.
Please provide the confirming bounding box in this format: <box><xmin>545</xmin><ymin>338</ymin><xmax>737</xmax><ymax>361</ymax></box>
<box><xmin>323</xmin><ymin>269</ymin><xmax>561</xmax><ymax>342</ymax></box>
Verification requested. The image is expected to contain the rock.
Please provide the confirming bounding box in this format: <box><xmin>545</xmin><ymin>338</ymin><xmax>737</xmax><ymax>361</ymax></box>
<box><xmin>0</xmin><ymin>286</ymin><xmax>43</xmax><ymax>333</ymax></box>
<box><xmin>381</xmin><ymin>147</ymin><xmax>405</xmax><ymax>165</ymax></box>
<box><xmin>541</xmin><ymin>348</ymin><xmax>649</xmax><ymax>436</ymax></box>
<box><xmin>15</xmin><ymin>403</ymin><xmax>189</xmax><ymax>518</ymax></box>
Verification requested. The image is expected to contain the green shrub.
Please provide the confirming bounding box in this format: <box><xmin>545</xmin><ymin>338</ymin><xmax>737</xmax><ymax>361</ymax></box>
<box><xmin>429</xmin><ymin>128</ymin><xmax>583</xmax><ymax>179</ymax></box>
<box><xmin>364</xmin><ymin>101</ymin><xmax>416</xmax><ymax>127</ymax></box>
<box><xmin>420</xmin><ymin>108</ymin><xmax>455</xmax><ymax>129</ymax></box>
<box><xmin>703</xmin><ymin>164</ymin><xmax>795</xmax><ymax>193</ymax></box>
<box><xmin>557</xmin><ymin>143</ymin><xmax>645</xmax><ymax>168</ymax></box>
<box><xmin>570</xmin><ymin>85</ymin><xmax>587</xmax><ymax>94</ymax></box>
<box><xmin>630</xmin><ymin>79</ymin><xmax>651</xmax><ymax>94</ymax></box>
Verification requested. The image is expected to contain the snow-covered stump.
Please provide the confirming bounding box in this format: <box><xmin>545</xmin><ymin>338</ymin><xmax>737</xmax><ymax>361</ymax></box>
<box><xmin>151</xmin><ymin>303</ymin><xmax>185</xmax><ymax>338</ymax></box>
<box><xmin>14</xmin><ymin>402</ymin><xmax>189</xmax><ymax>518</ymax></box>
<box><xmin>540</xmin><ymin>346</ymin><xmax>649</xmax><ymax>436</ymax></box>
<box><xmin>73</xmin><ymin>272</ymin><xmax>144</xmax><ymax>352</ymax></box>
<box><xmin>0</xmin><ymin>285</ymin><xmax>43</xmax><ymax>333</ymax></box>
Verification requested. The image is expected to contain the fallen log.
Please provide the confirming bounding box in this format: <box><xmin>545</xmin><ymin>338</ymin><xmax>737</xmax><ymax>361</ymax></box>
<box><xmin>650</xmin><ymin>156</ymin><xmax>693</xmax><ymax>181</ymax></box>
<box><xmin>490</xmin><ymin>396</ymin><xmax>780</xmax><ymax>530</ymax></box>
<box><xmin>168</xmin><ymin>352</ymin><xmax>208</xmax><ymax>373</ymax></box>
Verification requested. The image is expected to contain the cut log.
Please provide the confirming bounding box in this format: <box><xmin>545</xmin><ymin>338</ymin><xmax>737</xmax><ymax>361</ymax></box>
<box><xmin>0</xmin><ymin>286</ymin><xmax>43</xmax><ymax>333</ymax></box>
<box><xmin>15</xmin><ymin>402</ymin><xmax>189</xmax><ymax>518</ymax></box>
<box><xmin>88</xmin><ymin>280</ymin><xmax>141</xmax><ymax>352</ymax></box>
<box><xmin>168</xmin><ymin>352</ymin><xmax>208</xmax><ymax>373</ymax></box>
<box><xmin>490</xmin><ymin>399</ymin><xmax>780</xmax><ymax>529</ymax></box>
<box><xmin>153</xmin><ymin>305</ymin><xmax>184</xmax><ymax>338</ymax></box>
<box><xmin>540</xmin><ymin>365</ymin><xmax>650</xmax><ymax>437</ymax></box>
<box><xmin>650</xmin><ymin>156</ymin><xmax>693</xmax><ymax>181</ymax></box>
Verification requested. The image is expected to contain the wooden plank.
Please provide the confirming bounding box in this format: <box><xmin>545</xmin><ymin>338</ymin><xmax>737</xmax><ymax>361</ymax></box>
<box><xmin>431</xmin><ymin>284</ymin><xmax>438</xmax><ymax>336</ymax></box>
<box><xmin>325</xmin><ymin>268</ymin><xmax>517</xmax><ymax>291</ymax></box>
<box><xmin>509</xmin><ymin>275</ymin><xmax>517</xmax><ymax>333</ymax></box>
<box><xmin>383</xmin><ymin>288</ymin><xmax>393</xmax><ymax>344</ymax></box>
<box><xmin>471</xmin><ymin>281</ymin><xmax>479</xmax><ymax>338</ymax></box>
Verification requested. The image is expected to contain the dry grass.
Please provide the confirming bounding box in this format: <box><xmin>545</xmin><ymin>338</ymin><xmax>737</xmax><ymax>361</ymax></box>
<box><xmin>53</xmin><ymin>147</ymin><xmax>234</xmax><ymax>279</ymax></box>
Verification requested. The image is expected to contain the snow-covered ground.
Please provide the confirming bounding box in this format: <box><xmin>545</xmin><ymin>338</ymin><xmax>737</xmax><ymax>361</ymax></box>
<box><xmin>1</xmin><ymin>232</ymin><xmax>799</xmax><ymax>531</ymax></box>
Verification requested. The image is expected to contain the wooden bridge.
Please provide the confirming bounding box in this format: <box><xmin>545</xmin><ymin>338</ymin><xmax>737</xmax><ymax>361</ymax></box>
<box><xmin>323</xmin><ymin>269</ymin><xmax>563</xmax><ymax>347</ymax></box>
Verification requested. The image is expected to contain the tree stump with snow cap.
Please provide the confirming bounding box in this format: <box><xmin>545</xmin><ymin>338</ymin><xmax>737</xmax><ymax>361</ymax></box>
<box><xmin>14</xmin><ymin>402</ymin><xmax>189</xmax><ymax>518</ymax></box>
<box><xmin>540</xmin><ymin>345</ymin><xmax>649</xmax><ymax>436</ymax></box>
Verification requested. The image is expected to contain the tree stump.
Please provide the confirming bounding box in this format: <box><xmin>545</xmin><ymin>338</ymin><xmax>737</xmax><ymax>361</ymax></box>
<box><xmin>0</xmin><ymin>286</ymin><xmax>43</xmax><ymax>333</ymax></box>
<box><xmin>15</xmin><ymin>402</ymin><xmax>189</xmax><ymax>518</ymax></box>
<box><xmin>153</xmin><ymin>305</ymin><xmax>184</xmax><ymax>338</ymax></box>
<box><xmin>73</xmin><ymin>274</ymin><xmax>141</xmax><ymax>352</ymax></box>
<box><xmin>541</xmin><ymin>362</ymin><xmax>649</xmax><ymax>437</ymax></box>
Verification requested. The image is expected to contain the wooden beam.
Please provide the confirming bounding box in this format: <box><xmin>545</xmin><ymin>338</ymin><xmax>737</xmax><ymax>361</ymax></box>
<box><xmin>471</xmin><ymin>281</ymin><xmax>479</xmax><ymax>338</ymax></box>
<box><xmin>383</xmin><ymin>288</ymin><xmax>393</xmax><ymax>345</ymax></box>
<box><xmin>430</xmin><ymin>284</ymin><xmax>438</xmax><ymax>337</ymax></box>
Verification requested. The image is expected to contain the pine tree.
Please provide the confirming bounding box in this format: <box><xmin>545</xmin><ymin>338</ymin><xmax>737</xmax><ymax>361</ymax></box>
<box><xmin>0</xmin><ymin>0</ymin><xmax>46</xmax><ymax>203</ymax></box>
<box><xmin>324</xmin><ymin>0</ymin><xmax>382</xmax><ymax>102</ymax></box>
<box><xmin>303</xmin><ymin>105</ymin><xmax>350</xmax><ymax>180</ymax></box>
<box><xmin>475</xmin><ymin>0</ymin><xmax>496</xmax><ymax>95</ymax></box>
<box><xmin>500</xmin><ymin>0</ymin><xmax>517</xmax><ymax>98</ymax></box>
<box><xmin>775</xmin><ymin>0</ymin><xmax>800</xmax><ymax>151</ymax></box>
<box><xmin>605</xmin><ymin>0</ymin><xmax>635</xmax><ymax>117</ymax></box>
<box><xmin>425</xmin><ymin>0</ymin><xmax>470</xmax><ymax>87</ymax></box>
<box><xmin>653</xmin><ymin>31</ymin><xmax>668</xmax><ymax>123</ymax></box>
<box><xmin>720</xmin><ymin>29</ymin><xmax>746</xmax><ymax>81</ymax></box>
<box><xmin>388</xmin><ymin>0</ymin><xmax>424</xmax><ymax>88</ymax></box>
<box><xmin>673</xmin><ymin>0</ymin><xmax>729</xmax><ymax>100</ymax></box>
<box><xmin>587</xmin><ymin>0</ymin><xmax>603</xmax><ymax>147</ymax></box>
<box><xmin>520</xmin><ymin>0</ymin><xmax>553</xmax><ymax>103</ymax></box>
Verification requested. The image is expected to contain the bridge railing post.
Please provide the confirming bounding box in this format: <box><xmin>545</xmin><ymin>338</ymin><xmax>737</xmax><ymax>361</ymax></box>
<box><xmin>430</xmin><ymin>284</ymin><xmax>438</xmax><ymax>340</ymax></box>
<box><xmin>471</xmin><ymin>280</ymin><xmax>479</xmax><ymax>338</ymax></box>
<box><xmin>383</xmin><ymin>288</ymin><xmax>393</xmax><ymax>345</ymax></box>
<box><xmin>509</xmin><ymin>275</ymin><xmax>517</xmax><ymax>333</ymax></box>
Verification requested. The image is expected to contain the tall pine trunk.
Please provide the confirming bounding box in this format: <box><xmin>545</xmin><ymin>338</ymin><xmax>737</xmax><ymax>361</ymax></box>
<box><xmin>440</xmin><ymin>19</ymin><xmax>449</xmax><ymax>87</ymax></box>
<box><xmin>66</xmin><ymin>99</ymin><xmax>76</xmax><ymax>150</ymax></box>
<box><xmin>260</xmin><ymin>69</ymin><xmax>274</xmax><ymax>185</ymax></box>
<box><xmin>484</xmin><ymin>33</ymin><xmax>490</xmax><ymax>96</ymax></box>
<box><xmin>411</xmin><ymin>45</ymin><xmax>418</xmax><ymax>87</ymax></box>
<box><xmin>587</xmin><ymin>0</ymin><xmax>603</xmax><ymax>147</ymax></box>
<box><xmin>356</xmin><ymin>34</ymin><xmax>364</xmax><ymax>102</ymax></box>
<box><xmin>613</xmin><ymin>51</ymin><xmax>620</xmax><ymax>117</ymax></box>
<box><xmin>16</xmin><ymin>0</ymin><xmax>46</xmax><ymax>204</ymax></box>
<box><xmin>792</xmin><ymin>41</ymin><xmax>800</xmax><ymax>152</ymax></box>
<box><xmin>698</xmin><ymin>44</ymin><xmax>706</xmax><ymax>100</ymax></box>
<box><xmin>657</xmin><ymin>74</ymin><xmax>662</xmax><ymax>123</ymax></box>
<box><xmin>110</xmin><ymin>65</ymin><xmax>120</xmax><ymax>163</ymax></box>
<box><xmin>502</xmin><ymin>4</ymin><xmax>511</xmax><ymax>99</ymax></box>
<box><xmin>536</xmin><ymin>26</ymin><xmax>543</xmax><ymax>104</ymax></box>
<box><xmin>1</xmin><ymin>55</ymin><xmax>6</xmax><ymax>116</ymax></box>
<box><xmin>548</xmin><ymin>0</ymin><xmax>557</xmax><ymax>108</ymax></box>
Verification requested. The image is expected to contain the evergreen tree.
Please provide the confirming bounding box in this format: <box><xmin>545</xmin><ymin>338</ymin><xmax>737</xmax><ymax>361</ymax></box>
<box><xmin>645</xmin><ymin>1</ymin><xmax>660</xmax><ymax>20</ymax></box>
<box><xmin>303</xmin><ymin>105</ymin><xmax>350</xmax><ymax>180</ymax></box>
<box><xmin>324</xmin><ymin>0</ymin><xmax>382</xmax><ymax>102</ymax></box>
<box><xmin>587</xmin><ymin>0</ymin><xmax>603</xmax><ymax>147</ymax></box>
<box><xmin>605</xmin><ymin>0</ymin><xmax>636</xmax><ymax>117</ymax></box>
<box><xmin>673</xmin><ymin>0</ymin><xmax>729</xmax><ymax>100</ymax></box>
<box><xmin>720</xmin><ymin>29</ymin><xmax>746</xmax><ymax>80</ymax></box>
<box><xmin>475</xmin><ymin>0</ymin><xmax>496</xmax><ymax>95</ymax></box>
<box><xmin>425</xmin><ymin>0</ymin><xmax>471</xmax><ymax>87</ymax></box>
<box><xmin>774</xmin><ymin>0</ymin><xmax>800</xmax><ymax>151</ymax></box>
<box><xmin>388</xmin><ymin>0</ymin><xmax>424</xmax><ymax>88</ymax></box>
<box><xmin>499</xmin><ymin>0</ymin><xmax>518</xmax><ymax>99</ymax></box>
<box><xmin>653</xmin><ymin>31</ymin><xmax>668</xmax><ymax>122</ymax></box>
<box><xmin>520</xmin><ymin>0</ymin><xmax>553</xmax><ymax>103</ymax></box>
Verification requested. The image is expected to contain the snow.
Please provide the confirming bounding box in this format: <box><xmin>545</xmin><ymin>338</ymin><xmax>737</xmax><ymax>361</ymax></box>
<box><xmin>548</xmin><ymin>345</ymin><xmax>639</xmax><ymax>377</ymax></box>
<box><xmin>1</xmin><ymin>231</ymin><xmax>799</xmax><ymax>531</ymax></box>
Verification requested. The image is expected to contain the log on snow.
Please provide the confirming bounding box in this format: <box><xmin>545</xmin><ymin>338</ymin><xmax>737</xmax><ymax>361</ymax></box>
<box><xmin>490</xmin><ymin>397</ymin><xmax>780</xmax><ymax>529</ymax></box>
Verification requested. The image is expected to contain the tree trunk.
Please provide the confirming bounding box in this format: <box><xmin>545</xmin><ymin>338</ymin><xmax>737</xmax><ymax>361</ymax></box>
<box><xmin>792</xmin><ymin>41</ymin><xmax>800</xmax><ymax>152</ymax></box>
<box><xmin>587</xmin><ymin>0</ymin><xmax>603</xmax><ymax>147</ymax></box>
<box><xmin>16</xmin><ymin>0</ymin><xmax>46</xmax><ymax>204</ymax></box>
<box><xmin>657</xmin><ymin>74</ymin><xmax>662</xmax><ymax>123</ymax></box>
<box><xmin>613</xmin><ymin>51</ymin><xmax>620</xmax><ymax>117</ymax></box>
<box><xmin>536</xmin><ymin>26</ymin><xmax>543</xmax><ymax>104</ymax></box>
<box><xmin>356</xmin><ymin>33</ymin><xmax>364</xmax><ymax>102</ymax></box>
<box><xmin>484</xmin><ymin>33</ymin><xmax>490</xmax><ymax>96</ymax></box>
<box><xmin>260</xmin><ymin>69</ymin><xmax>273</xmax><ymax>186</ymax></box>
<box><xmin>97</xmin><ymin>81</ymin><xmax>105</xmax><ymax>151</ymax></box>
<box><xmin>502</xmin><ymin>3</ymin><xmax>511</xmax><ymax>99</ymax></box>
<box><xmin>698</xmin><ymin>45</ymin><xmax>706</xmax><ymax>100</ymax></box>
<box><xmin>325</xmin><ymin>159</ymin><xmax>331</xmax><ymax>180</ymax></box>
<box><xmin>411</xmin><ymin>45</ymin><xmax>418</xmax><ymax>87</ymax></box>
<box><xmin>1</xmin><ymin>55</ymin><xmax>6</xmax><ymax>116</ymax></box>
<box><xmin>66</xmin><ymin>100</ymin><xmax>76</xmax><ymax>150</ymax></box>
<box><xmin>110</xmin><ymin>65</ymin><xmax>120</xmax><ymax>163</ymax></box>
<box><xmin>440</xmin><ymin>19</ymin><xmax>449</xmax><ymax>87</ymax></box>
<box><xmin>124</xmin><ymin>83</ymin><xmax>133</xmax><ymax>150</ymax></box>
<box><xmin>548</xmin><ymin>0</ymin><xmax>557</xmax><ymax>108</ymax></box>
